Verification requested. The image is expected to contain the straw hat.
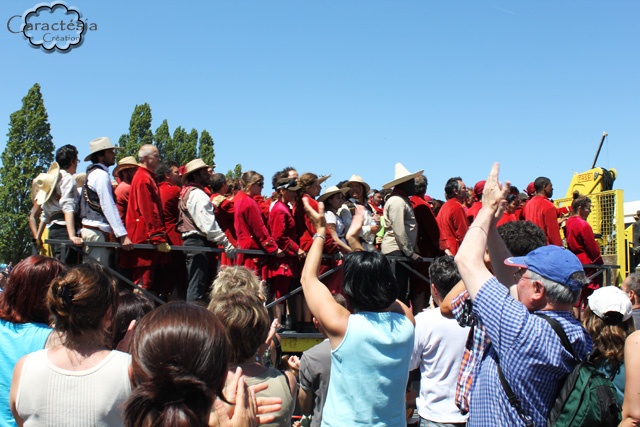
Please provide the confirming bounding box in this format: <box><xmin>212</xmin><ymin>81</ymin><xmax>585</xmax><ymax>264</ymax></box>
<box><xmin>112</xmin><ymin>156</ymin><xmax>139</xmax><ymax>178</ymax></box>
<box><xmin>317</xmin><ymin>185</ymin><xmax>349</xmax><ymax>203</ymax></box>
<box><xmin>317</xmin><ymin>174</ymin><xmax>331</xmax><ymax>185</ymax></box>
<box><xmin>74</xmin><ymin>172</ymin><xmax>86</xmax><ymax>189</ymax></box>
<box><xmin>182</xmin><ymin>158</ymin><xmax>210</xmax><ymax>184</ymax></box>
<box><xmin>382</xmin><ymin>163</ymin><xmax>424</xmax><ymax>189</ymax></box>
<box><xmin>34</xmin><ymin>162</ymin><xmax>61</xmax><ymax>205</ymax></box>
<box><xmin>341</xmin><ymin>174</ymin><xmax>370</xmax><ymax>194</ymax></box>
<box><xmin>84</xmin><ymin>137</ymin><xmax>121</xmax><ymax>161</ymax></box>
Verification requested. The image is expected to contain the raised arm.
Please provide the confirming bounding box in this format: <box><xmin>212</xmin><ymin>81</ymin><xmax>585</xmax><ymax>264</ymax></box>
<box><xmin>621</xmin><ymin>331</ymin><xmax>640</xmax><ymax>426</ymax></box>
<box><xmin>300</xmin><ymin>198</ymin><xmax>350</xmax><ymax>349</ymax></box>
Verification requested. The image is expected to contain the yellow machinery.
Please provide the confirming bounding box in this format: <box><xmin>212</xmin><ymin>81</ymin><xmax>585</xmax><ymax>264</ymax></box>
<box><xmin>554</xmin><ymin>133</ymin><xmax>632</xmax><ymax>284</ymax></box>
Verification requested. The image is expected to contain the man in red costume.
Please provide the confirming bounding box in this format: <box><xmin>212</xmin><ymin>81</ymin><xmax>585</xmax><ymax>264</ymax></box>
<box><xmin>466</xmin><ymin>180</ymin><xmax>485</xmax><ymax>224</ymax></box>
<box><xmin>210</xmin><ymin>173</ymin><xmax>237</xmax><ymax>266</ymax></box>
<box><xmin>437</xmin><ymin>177</ymin><xmax>470</xmax><ymax>256</ymax></box>
<box><xmin>121</xmin><ymin>145</ymin><xmax>170</xmax><ymax>291</ymax></box>
<box><xmin>410</xmin><ymin>174</ymin><xmax>441</xmax><ymax>312</ymax></box>
<box><xmin>368</xmin><ymin>189</ymin><xmax>384</xmax><ymax>216</ymax></box>
<box><xmin>154</xmin><ymin>160</ymin><xmax>186</xmax><ymax>297</ymax></box>
<box><xmin>524</xmin><ymin>177</ymin><xmax>563</xmax><ymax>246</ymax></box>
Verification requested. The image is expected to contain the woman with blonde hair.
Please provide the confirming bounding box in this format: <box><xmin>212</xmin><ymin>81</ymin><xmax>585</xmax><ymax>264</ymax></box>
<box><xmin>235</xmin><ymin>171</ymin><xmax>282</xmax><ymax>281</ymax></box>
<box><xmin>10</xmin><ymin>263</ymin><xmax>131</xmax><ymax>426</ymax></box>
<box><xmin>210</xmin><ymin>265</ymin><xmax>266</xmax><ymax>301</ymax></box>
<box><xmin>209</xmin><ymin>288</ymin><xmax>296</xmax><ymax>427</ymax></box>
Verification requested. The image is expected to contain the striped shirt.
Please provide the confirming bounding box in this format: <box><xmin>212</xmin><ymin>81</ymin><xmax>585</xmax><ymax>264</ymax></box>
<box><xmin>469</xmin><ymin>277</ymin><xmax>592</xmax><ymax>427</ymax></box>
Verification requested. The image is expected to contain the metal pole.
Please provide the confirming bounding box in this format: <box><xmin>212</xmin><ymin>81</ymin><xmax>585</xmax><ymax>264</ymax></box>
<box><xmin>591</xmin><ymin>132</ymin><xmax>608</xmax><ymax>169</ymax></box>
<box><xmin>265</xmin><ymin>265</ymin><xmax>344</xmax><ymax>309</ymax></box>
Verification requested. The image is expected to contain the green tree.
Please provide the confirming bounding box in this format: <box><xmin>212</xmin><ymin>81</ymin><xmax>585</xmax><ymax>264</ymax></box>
<box><xmin>0</xmin><ymin>83</ymin><xmax>54</xmax><ymax>263</ymax></box>
<box><xmin>226</xmin><ymin>163</ymin><xmax>242</xmax><ymax>179</ymax></box>
<box><xmin>154</xmin><ymin>119</ymin><xmax>173</xmax><ymax>161</ymax></box>
<box><xmin>172</xmin><ymin>126</ymin><xmax>188</xmax><ymax>166</ymax></box>
<box><xmin>118</xmin><ymin>103</ymin><xmax>153</xmax><ymax>160</ymax></box>
<box><xmin>198</xmin><ymin>129</ymin><xmax>215</xmax><ymax>166</ymax></box>
<box><xmin>183</xmin><ymin>128</ymin><xmax>198</xmax><ymax>165</ymax></box>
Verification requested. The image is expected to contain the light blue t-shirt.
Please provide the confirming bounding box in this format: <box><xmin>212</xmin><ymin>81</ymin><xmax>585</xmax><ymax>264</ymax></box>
<box><xmin>321</xmin><ymin>311</ymin><xmax>414</xmax><ymax>427</ymax></box>
<box><xmin>0</xmin><ymin>319</ymin><xmax>52</xmax><ymax>427</ymax></box>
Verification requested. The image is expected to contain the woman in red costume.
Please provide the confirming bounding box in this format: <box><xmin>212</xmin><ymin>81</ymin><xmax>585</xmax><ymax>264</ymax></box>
<box><xmin>566</xmin><ymin>192</ymin><xmax>604</xmax><ymax>307</ymax></box>
<box><xmin>234</xmin><ymin>171</ymin><xmax>282</xmax><ymax>281</ymax></box>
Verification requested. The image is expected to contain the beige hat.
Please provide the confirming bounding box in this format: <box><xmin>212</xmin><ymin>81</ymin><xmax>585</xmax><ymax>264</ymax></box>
<box><xmin>382</xmin><ymin>163</ymin><xmax>424</xmax><ymax>189</ymax></box>
<box><xmin>112</xmin><ymin>156</ymin><xmax>139</xmax><ymax>178</ymax></box>
<box><xmin>317</xmin><ymin>185</ymin><xmax>349</xmax><ymax>203</ymax></box>
<box><xmin>182</xmin><ymin>158</ymin><xmax>210</xmax><ymax>184</ymax></box>
<box><xmin>34</xmin><ymin>162</ymin><xmax>61</xmax><ymax>205</ymax></box>
<box><xmin>84</xmin><ymin>137</ymin><xmax>121</xmax><ymax>161</ymax></box>
<box><xmin>342</xmin><ymin>174</ymin><xmax>370</xmax><ymax>194</ymax></box>
<box><xmin>74</xmin><ymin>172</ymin><xmax>86</xmax><ymax>189</ymax></box>
<box><xmin>317</xmin><ymin>174</ymin><xmax>331</xmax><ymax>185</ymax></box>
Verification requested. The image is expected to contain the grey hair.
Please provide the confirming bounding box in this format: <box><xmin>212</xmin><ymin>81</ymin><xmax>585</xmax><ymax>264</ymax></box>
<box><xmin>137</xmin><ymin>144</ymin><xmax>156</xmax><ymax>161</ymax></box>
<box><xmin>626</xmin><ymin>273</ymin><xmax>640</xmax><ymax>294</ymax></box>
<box><xmin>529</xmin><ymin>270</ymin><xmax>584</xmax><ymax>305</ymax></box>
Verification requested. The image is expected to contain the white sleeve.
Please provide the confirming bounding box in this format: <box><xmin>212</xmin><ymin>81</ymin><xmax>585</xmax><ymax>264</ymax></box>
<box><xmin>59</xmin><ymin>174</ymin><xmax>77</xmax><ymax>214</ymax></box>
<box><xmin>94</xmin><ymin>170</ymin><xmax>127</xmax><ymax>237</ymax></box>
<box><xmin>410</xmin><ymin>312</ymin><xmax>427</xmax><ymax>371</ymax></box>
<box><xmin>188</xmin><ymin>191</ymin><xmax>232</xmax><ymax>249</ymax></box>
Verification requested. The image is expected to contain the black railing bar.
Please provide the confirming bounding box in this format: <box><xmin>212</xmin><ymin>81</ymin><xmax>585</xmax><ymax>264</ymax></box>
<box><xmin>265</xmin><ymin>265</ymin><xmax>344</xmax><ymax>309</ymax></box>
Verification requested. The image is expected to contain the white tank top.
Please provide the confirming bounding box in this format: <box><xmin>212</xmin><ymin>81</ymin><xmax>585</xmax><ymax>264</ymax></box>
<box><xmin>15</xmin><ymin>349</ymin><xmax>132</xmax><ymax>427</ymax></box>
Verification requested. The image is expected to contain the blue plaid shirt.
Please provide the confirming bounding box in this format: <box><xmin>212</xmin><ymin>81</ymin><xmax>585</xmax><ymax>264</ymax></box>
<box><xmin>469</xmin><ymin>277</ymin><xmax>592</xmax><ymax>427</ymax></box>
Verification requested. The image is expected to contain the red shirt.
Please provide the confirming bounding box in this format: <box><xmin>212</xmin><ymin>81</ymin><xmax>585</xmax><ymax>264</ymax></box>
<box><xmin>496</xmin><ymin>212</ymin><xmax>518</xmax><ymax>227</ymax></box>
<box><xmin>114</xmin><ymin>181</ymin><xmax>130</xmax><ymax>224</ymax></box>
<box><xmin>253</xmin><ymin>195</ymin><xmax>270</xmax><ymax>223</ymax></box>
<box><xmin>467</xmin><ymin>201</ymin><xmax>482</xmax><ymax>223</ymax></box>
<box><xmin>524</xmin><ymin>195</ymin><xmax>562</xmax><ymax>246</ymax></box>
<box><xmin>158</xmin><ymin>181</ymin><xmax>182</xmax><ymax>246</ymax></box>
<box><xmin>410</xmin><ymin>195</ymin><xmax>441</xmax><ymax>258</ymax></box>
<box><xmin>211</xmin><ymin>193</ymin><xmax>237</xmax><ymax>246</ymax></box>
<box><xmin>234</xmin><ymin>192</ymin><xmax>278</xmax><ymax>253</ymax></box>
<box><xmin>436</xmin><ymin>198</ymin><xmax>469</xmax><ymax>255</ymax></box>
<box><xmin>565</xmin><ymin>216</ymin><xmax>603</xmax><ymax>265</ymax></box>
<box><xmin>293</xmin><ymin>194</ymin><xmax>337</xmax><ymax>253</ymax></box>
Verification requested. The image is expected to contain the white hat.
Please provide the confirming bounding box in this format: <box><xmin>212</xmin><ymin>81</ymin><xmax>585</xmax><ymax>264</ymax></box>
<box><xmin>34</xmin><ymin>162</ymin><xmax>61</xmax><ymax>205</ymax></box>
<box><xmin>112</xmin><ymin>156</ymin><xmax>140</xmax><ymax>178</ymax></box>
<box><xmin>588</xmin><ymin>286</ymin><xmax>633</xmax><ymax>323</ymax></box>
<box><xmin>84</xmin><ymin>137</ymin><xmax>121</xmax><ymax>161</ymax></box>
<box><xmin>382</xmin><ymin>163</ymin><xmax>424</xmax><ymax>189</ymax></box>
<box><xmin>318</xmin><ymin>185</ymin><xmax>349</xmax><ymax>203</ymax></box>
<box><xmin>341</xmin><ymin>174</ymin><xmax>370</xmax><ymax>194</ymax></box>
<box><xmin>182</xmin><ymin>158</ymin><xmax>211</xmax><ymax>184</ymax></box>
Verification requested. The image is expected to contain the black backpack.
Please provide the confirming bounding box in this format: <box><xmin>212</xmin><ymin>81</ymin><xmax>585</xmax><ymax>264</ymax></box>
<box><xmin>498</xmin><ymin>313</ymin><xmax>621</xmax><ymax>427</ymax></box>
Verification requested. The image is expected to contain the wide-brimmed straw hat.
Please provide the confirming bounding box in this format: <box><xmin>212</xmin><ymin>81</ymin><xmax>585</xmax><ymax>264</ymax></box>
<box><xmin>34</xmin><ymin>162</ymin><xmax>61</xmax><ymax>205</ymax></box>
<box><xmin>182</xmin><ymin>158</ymin><xmax>210</xmax><ymax>184</ymax></box>
<box><xmin>84</xmin><ymin>137</ymin><xmax>121</xmax><ymax>162</ymax></box>
<box><xmin>341</xmin><ymin>174</ymin><xmax>370</xmax><ymax>194</ymax></box>
<box><xmin>382</xmin><ymin>163</ymin><xmax>424</xmax><ymax>189</ymax></box>
<box><xmin>74</xmin><ymin>172</ymin><xmax>86</xmax><ymax>189</ymax></box>
<box><xmin>317</xmin><ymin>174</ymin><xmax>331</xmax><ymax>185</ymax></box>
<box><xmin>112</xmin><ymin>156</ymin><xmax>139</xmax><ymax>178</ymax></box>
<box><xmin>318</xmin><ymin>185</ymin><xmax>350</xmax><ymax>203</ymax></box>
<box><xmin>275</xmin><ymin>178</ymin><xmax>301</xmax><ymax>192</ymax></box>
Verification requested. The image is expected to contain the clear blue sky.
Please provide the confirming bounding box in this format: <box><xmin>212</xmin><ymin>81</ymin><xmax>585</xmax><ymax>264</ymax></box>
<box><xmin>1</xmin><ymin>0</ymin><xmax>638</xmax><ymax>201</ymax></box>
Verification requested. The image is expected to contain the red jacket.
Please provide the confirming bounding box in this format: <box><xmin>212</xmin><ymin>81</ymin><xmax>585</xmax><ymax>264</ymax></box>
<box><xmin>524</xmin><ymin>195</ymin><xmax>562</xmax><ymax>246</ymax></box>
<box><xmin>121</xmin><ymin>167</ymin><xmax>168</xmax><ymax>268</ymax></box>
<box><xmin>212</xmin><ymin>193</ymin><xmax>238</xmax><ymax>246</ymax></box>
<box><xmin>496</xmin><ymin>212</ymin><xmax>518</xmax><ymax>227</ymax></box>
<box><xmin>253</xmin><ymin>195</ymin><xmax>270</xmax><ymax>223</ymax></box>
<box><xmin>234</xmin><ymin>192</ymin><xmax>278</xmax><ymax>253</ymax></box>
<box><xmin>267</xmin><ymin>200</ymin><xmax>300</xmax><ymax>277</ymax></box>
<box><xmin>565</xmin><ymin>216</ymin><xmax>603</xmax><ymax>265</ymax></box>
<box><xmin>467</xmin><ymin>201</ymin><xmax>482</xmax><ymax>224</ymax></box>
<box><xmin>293</xmin><ymin>194</ymin><xmax>337</xmax><ymax>253</ymax></box>
<box><xmin>158</xmin><ymin>181</ymin><xmax>182</xmax><ymax>246</ymax></box>
<box><xmin>410</xmin><ymin>195</ymin><xmax>441</xmax><ymax>258</ymax></box>
<box><xmin>114</xmin><ymin>181</ymin><xmax>130</xmax><ymax>225</ymax></box>
<box><xmin>436</xmin><ymin>198</ymin><xmax>469</xmax><ymax>255</ymax></box>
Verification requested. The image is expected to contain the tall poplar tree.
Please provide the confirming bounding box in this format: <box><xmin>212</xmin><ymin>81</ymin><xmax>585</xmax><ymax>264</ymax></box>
<box><xmin>118</xmin><ymin>103</ymin><xmax>153</xmax><ymax>160</ymax></box>
<box><xmin>154</xmin><ymin>119</ymin><xmax>173</xmax><ymax>161</ymax></box>
<box><xmin>226</xmin><ymin>164</ymin><xmax>242</xmax><ymax>179</ymax></box>
<box><xmin>182</xmin><ymin>128</ymin><xmax>198</xmax><ymax>164</ymax></box>
<box><xmin>172</xmin><ymin>127</ymin><xmax>188</xmax><ymax>166</ymax></box>
<box><xmin>0</xmin><ymin>83</ymin><xmax>54</xmax><ymax>263</ymax></box>
<box><xmin>199</xmin><ymin>130</ymin><xmax>215</xmax><ymax>166</ymax></box>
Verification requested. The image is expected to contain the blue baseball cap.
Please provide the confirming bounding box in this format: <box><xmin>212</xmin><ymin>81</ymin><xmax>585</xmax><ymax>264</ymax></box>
<box><xmin>504</xmin><ymin>245</ymin><xmax>585</xmax><ymax>291</ymax></box>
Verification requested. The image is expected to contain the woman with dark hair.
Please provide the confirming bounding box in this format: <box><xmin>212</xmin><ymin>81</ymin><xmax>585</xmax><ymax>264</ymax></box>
<box><xmin>0</xmin><ymin>256</ymin><xmax>67</xmax><ymax>427</ymax></box>
<box><xmin>111</xmin><ymin>292</ymin><xmax>155</xmax><ymax>348</ymax></box>
<box><xmin>583</xmin><ymin>286</ymin><xmax>634</xmax><ymax>405</ymax></box>
<box><xmin>566</xmin><ymin>193</ymin><xmax>604</xmax><ymax>306</ymax></box>
<box><xmin>124</xmin><ymin>302</ymin><xmax>250</xmax><ymax>427</ymax></box>
<box><xmin>235</xmin><ymin>171</ymin><xmax>282</xmax><ymax>281</ymax></box>
<box><xmin>300</xmin><ymin>199</ymin><xmax>415</xmax><ymax>426</ymax></box>
<box><xmin>10</xmin><ymin>263</ymin><xmax>130</xmax><ymax>426</ymax></box>
<box><xmin>496</xmin><ymin>188</ymin><xmax>521</xmax><ymax>226</ymax></box>
<box><xmin>209</xmin><ymin>289</ymin><xmax>296</xmax><ymax>427</ymax></box>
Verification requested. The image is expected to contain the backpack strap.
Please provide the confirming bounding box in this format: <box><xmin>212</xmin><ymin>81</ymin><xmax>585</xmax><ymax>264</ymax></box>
<box><xmin>535</xmin><ymin>313</ymin><xmax>580</xmax><ymax>361</ymax></box>
<box><xmin>496</xmin><ymin>361</ymin><xmax>535</xmax><ymax>427</ymax></box>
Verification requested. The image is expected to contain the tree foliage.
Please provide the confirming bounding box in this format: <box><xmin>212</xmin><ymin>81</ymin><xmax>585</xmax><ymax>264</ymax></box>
<box><xmin>199</xmin><ymin>129</ymin><xmax>215</xmax><ymax>166</ymax></box>
<box><xmin>183</xmin><ymin>128</ymin><xmax>198</xmax><ymax>165</ymax></box>
<box><xmin>0</xmin><ymin>83</ymin><xmax>54</xmax><ymax>263</ymax></box>
<box><xmin>154</xmin><ymin>119</ymin><xmax>173</xmax><ymax>161</ymax></box>
<box><xmin>226</xmin><ymin>163</ymin><xmax>242</xmax><ymax>179</ymax></box>
<box><xmin>172</xmin><ymin>127</ymin><xmax>188</xmax><ymax>166</ymax></box>
<box><xmin>118</xmin><ymin>103</ymin><xmax>153</xmax><ymax>160</ymax></box>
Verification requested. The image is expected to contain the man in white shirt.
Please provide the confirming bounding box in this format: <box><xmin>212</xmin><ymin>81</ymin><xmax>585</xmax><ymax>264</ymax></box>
<box><xmin>410</xmin><ymin>255</ymin><xmax>469</xmax><ymax>427</ymax></box>
<box><xmin>177</xmin><ymin>158</ymin><xmax>236</xmax><ymax>302</ymax></box>
<box><xmin>79</xmin><ymin>137</ymin><xmax>133</xmax><ymax>267</ymax></box>
<box><xmin>35</xmin><ymin>145</ymin><xmax>83</xmax><ymax>264</ymax></box>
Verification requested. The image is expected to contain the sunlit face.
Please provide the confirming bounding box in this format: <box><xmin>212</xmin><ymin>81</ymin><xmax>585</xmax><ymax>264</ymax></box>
<box><xmin>579</xmin><ymin>202</ymin><xmax>592</xmax><ymax>220</ymax></box>
<box><xmin>145</xmin><ymin>147</ymin><xmax>161</xmax><ymax>170</ymax></box>
<box><xmin>249</xmin><ymin>179</ymin><xmax>264</xmax><ymax>197</ymax></box>
<box><xmin>456</xmin><ymin>181</ymin><xmax>468</xmax><ymax>201</ymax></box>
<box><xmin>371</xmin><ymin>193</ymin><xmax>383</xmax><ymax>206</ymax></box>
<box><xmin>307</xmin><ymin>180</ymin><xmax>321</xmax><ymax>198</ymax></box>
<box><xmin>328</xmin><ymin>192</ymin><xmax>344</xmax><ymax>210</ymax></box>
<box><xmin>287</xmin><ymin>170</ymin><xmax>299</xmax><ymax>180</ymax></box>
<box><xmin>103</xmin><ymin>148</ymin><xmax>116</xmax><ymax>167</ymax></box>
<box><xmin>349</xmin><ymin>183</ymin><xmax>364</xmax><ymax>202</ymax></box>
<box><xmin>545</xmin><ymin>183</ymin><xmax>554</xmax><ymax>198</ymax></box>
<box><xmin>506</xmin><ymin>198</ymin><xmax>520</xmax><ymax>214</ymax></box>
<box><xmin>168</xmin><ymin>166</ymin><xmax>180</xmax><ymax>186</ymax></box>
<box><xmin>282</xmin><ymin>188</ymin><xmax>297</xmax><ymax>204</ymax></box>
